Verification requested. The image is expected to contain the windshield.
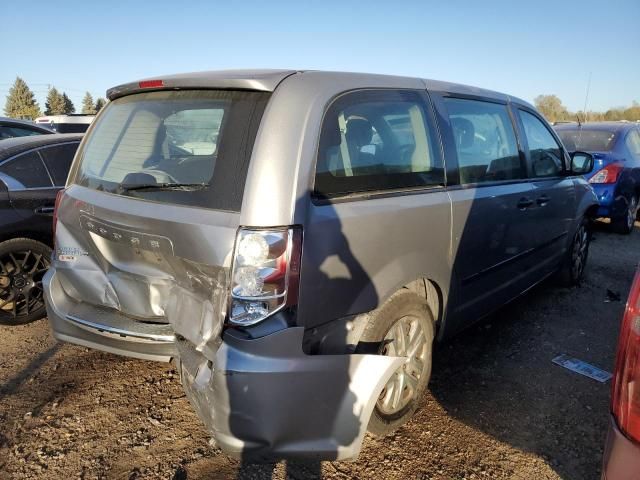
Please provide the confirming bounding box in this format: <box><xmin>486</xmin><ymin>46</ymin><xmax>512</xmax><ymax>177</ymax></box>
<box><xmin>556</xmin><ymin>128</ymin><xmax>617</xmax><ymax>152</ymax></box>
<box><xmin>72</xmin><ymin>89</ymin><xmax>270</xmax><ymax>211</ymax></box>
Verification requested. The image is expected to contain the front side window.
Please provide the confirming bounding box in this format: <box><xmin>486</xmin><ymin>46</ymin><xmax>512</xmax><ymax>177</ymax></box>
<box><xmin>519</xmin><ymin>110</ymin><xmax>564</xmax><ymax>178</ymax></box>
<box><xmin>0</xmin><ymin>151</ymin><xmax>52</xmax><ymax>188</ymax></box>
<box><xmin>444</xmin><ymin>98</ymin><xmax>522</xmax><ymax>184</ymax></box>
<box><xmin>72</xmin><ymin>90</ymin><xmax>270</xmax><ymax>211</ymax></box>
<box><xmin>315</xmin><ymin>90</ymin><xmax>443</xmax><ymax>196</ymax></box>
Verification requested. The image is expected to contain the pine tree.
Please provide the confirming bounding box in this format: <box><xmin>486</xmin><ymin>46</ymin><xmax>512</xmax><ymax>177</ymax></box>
<box><xmin>81</xmin><ymin>92</ymin><xmax>96</xmax><ymax>114</ymax></box>
<box><xmin>94</xmin><ymin>98</ymin><xmax>107</xmax><ymax>112</ymax></box>
<box><xmin>45</xmin><ymin>87</ymin><xmax>66</xmax><ymax>115</ymax></box>
<box><xmin>3</xmin><ymin>77</ymin><xmax>41</xmax><ymax>119</ymax></box>
<box><xmin>62</xmin><ymin>93</ymin><xmax>75</xmax><ymax>114</ymax></box>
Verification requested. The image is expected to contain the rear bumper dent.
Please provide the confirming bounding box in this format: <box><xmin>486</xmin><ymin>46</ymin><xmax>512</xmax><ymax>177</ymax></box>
<box><xmin>44</xmin><ymin>269</ymin><xmax>177</xmax><ymax>362</ymax></box>
<box><xmin>178</xmin><ymin>327</ymin><xmax>403</xmax><ymax>461</ymax></box>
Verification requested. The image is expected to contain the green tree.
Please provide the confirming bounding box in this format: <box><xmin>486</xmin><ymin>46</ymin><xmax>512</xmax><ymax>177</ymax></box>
<box><xmin>44</xmin><ymin>87</ymin><xmax>66</xmax><ymax>115</ymax></box>
<box><xmin>81</xmin><ymin>91</ymin><xmax>96</xmax><ymax>114</ymax></box>
<box><xmin>3</xmin><ymin>77</ymin><xmax>41</xmax><ymax>119</ymax></box>
<box><xmin>534</xmin><ymin>94</ymin><xmax>570</xmax><ymax>123</ymax></box>
<box><xmin>94</xmin><ymin>97</ymin><xmax>106</xmax><ymax>112</ymax></box>
<box><xmin>62</xmin><ymin>93</ymin><xmax>75</xmax><ymax>114</ymax></box>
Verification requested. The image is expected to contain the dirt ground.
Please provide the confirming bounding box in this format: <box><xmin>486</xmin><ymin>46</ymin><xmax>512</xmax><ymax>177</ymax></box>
<box><xmin>1</xmin><ymin>221</ymin><xmax>638</xmax><ymax>480</ymax></box>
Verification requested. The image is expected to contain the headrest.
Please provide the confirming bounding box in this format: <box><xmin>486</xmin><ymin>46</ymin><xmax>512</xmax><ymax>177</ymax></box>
<box><xmin>345</xmin><ymin>117</ymin><xmax>373</xmax><ymax>146</ymax></box>
<box><xmin>451</xmin><ymin>117</ymin><xmax>474</xmax><ymax>149</ymax></box>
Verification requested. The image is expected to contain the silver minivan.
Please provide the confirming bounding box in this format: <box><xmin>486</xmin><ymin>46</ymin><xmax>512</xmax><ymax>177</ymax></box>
<box><xmin>45</xmin><ymin>70</ymin><xmax>597</xmax><ymax>461</ymax></box>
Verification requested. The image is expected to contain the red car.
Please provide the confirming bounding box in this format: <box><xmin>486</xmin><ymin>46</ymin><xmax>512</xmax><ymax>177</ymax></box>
<box><xmin>604</xmin><ymin>264</ymin><xmax>640</xmax><ymax>478</ymax></box>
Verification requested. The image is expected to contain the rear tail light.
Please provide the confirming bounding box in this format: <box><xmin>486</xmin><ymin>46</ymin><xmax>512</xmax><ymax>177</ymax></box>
<box><xmin>611</xmin><ymin>265</ymin><xmax>640</xmax><ymax>444</ymax></box>
<box><xmin>138</xmin><ymin>79</ymin><xmax>164</xmax><ymax>89</ymax></box>
<box><xmin>52</xmin><ymin>189</ymin><xmax>65</xmax><ymax>241</ymax></box>
<box><xmin>228</xmin><ymin>227</ymin><xmax>302</xmax><ymax>326</ymax></box>
<box><xmin>589</xmin><ymin>163</ymin><xmax>623</xmax><ymax>184</ymax></box>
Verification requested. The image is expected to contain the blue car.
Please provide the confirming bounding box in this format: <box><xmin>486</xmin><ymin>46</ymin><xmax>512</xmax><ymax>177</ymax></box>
<box><xmin>555</xmin><ymin>122</ymin><xmax>640</xmax><ymax>234</ymax></box>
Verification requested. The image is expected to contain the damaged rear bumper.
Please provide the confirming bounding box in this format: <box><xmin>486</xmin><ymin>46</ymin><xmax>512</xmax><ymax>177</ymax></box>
<box><xmin>177</xmin><ymin>327</ymin><xmax>403</xmax><ymax>461</ymax></box>
<box><xmin>44</xmin><ymin>268</ymin><xmax>177</xmax><ymax>362</ymax></box>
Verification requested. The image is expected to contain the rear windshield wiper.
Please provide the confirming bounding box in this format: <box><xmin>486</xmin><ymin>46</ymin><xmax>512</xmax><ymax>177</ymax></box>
<box><xmin>118</xmin><ymin>182</ymin><xmax>209</xmax><ymax>192</ymax></box>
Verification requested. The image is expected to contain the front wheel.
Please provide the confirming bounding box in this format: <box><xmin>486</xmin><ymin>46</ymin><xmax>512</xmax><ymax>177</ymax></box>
<box><xmin>0</xmin><ymin>238</ymin><xmax>52</xmax><ymax>326</ymax></box>
<box><xmin>557</xmin><ymin>217</ymin><xmax>590</xmax><ymax>286</ymax></box>
<box><xmin>356</xmin><ymin>289</ymin><xmax>435</xmax><ymax>436</ymax></box>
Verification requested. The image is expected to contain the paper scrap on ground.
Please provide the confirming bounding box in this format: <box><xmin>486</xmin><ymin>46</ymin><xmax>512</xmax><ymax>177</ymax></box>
<box><xmin>552</xmin><ymin>354</ymin><xmax>612</xmax><ymax>383</ymax></box>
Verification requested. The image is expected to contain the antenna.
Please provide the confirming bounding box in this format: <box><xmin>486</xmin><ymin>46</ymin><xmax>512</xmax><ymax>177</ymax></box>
<box><xmin>582</xmin><ymin>72</ymin><xmax>592</xmax><ymax>123</ymax></box>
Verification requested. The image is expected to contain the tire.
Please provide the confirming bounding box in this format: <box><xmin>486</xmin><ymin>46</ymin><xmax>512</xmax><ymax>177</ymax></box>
<box><xmin>0</xmin><ymin>238</ymin><xmax>52</xmax><ymax>326</ymax></box>
<box><xmin>356</xmin><ymin>289</ymin><xmax>435</xmax><ymax>436</ymax></box>
<box><xmin>612</xmin><ymin>195</ymin><xmax>638</xmax><ymax>235</ymax></box>
<box><xmin>557</xmin><ymin>217</ymin><xmax>590</xmax><ymax>287</ymax></box>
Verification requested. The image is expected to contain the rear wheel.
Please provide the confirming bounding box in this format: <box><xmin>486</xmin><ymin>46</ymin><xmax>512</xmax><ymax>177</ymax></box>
<box><xmin>357</xmin><ymin>289</ymin><xmax>435</xmax><ymax>436</ymax></box>
<box><xmin>0</xmin><ymin>238</ymin><xmax>51</xmax><ymax>326</ymax></box>
<box><xmin>612</xmin><ymin>195</ymin><xmax>638</xmax><ymax>235</ymax></box>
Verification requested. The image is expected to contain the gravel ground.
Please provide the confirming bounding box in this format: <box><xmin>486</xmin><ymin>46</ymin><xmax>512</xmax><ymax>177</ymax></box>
<box><xmin>0</xmin><ymin>221</ymin><xmax>638</xmax><ymax>480</ymax></box>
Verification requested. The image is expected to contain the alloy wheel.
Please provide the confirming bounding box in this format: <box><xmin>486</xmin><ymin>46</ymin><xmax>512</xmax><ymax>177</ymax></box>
<box><xmin>627</xmin><ymin>196</ymin><xmax>638</xmax><ymax>231</ymax></box>
<box><xmin>0</xmin><ymin>249</ymin><xmax>50</xmax><ymax>320</ymax></box>
<box><xmin>571</xmin><ymin>224</ymin><xmax>589</xmax><ymax>281</ymax></box>
<box><xmin>377</xmin><ymin>315</ymin><xmax>429</xmax><ymax>416</ymax></box>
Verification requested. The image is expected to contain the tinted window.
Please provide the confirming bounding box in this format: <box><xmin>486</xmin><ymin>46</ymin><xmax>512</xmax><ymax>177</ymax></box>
<box><xmin>556</xmin><ymin>128</ymin><xmax>616</xmax><ymax>151</ymax></box>
<box><xmin>39</xmin><ymin>142</ymin><xmax>80</xmax><ymax>186</ymax></box>
<box><xmin>625</xmin><ymin>129</ymin><xmax>640</xmax><ymax>156</ymax></box>
<box><xmin>519</xmin><ymin>111</ymin><xmax>564</xmax><ymax>178</ymax></box>
<box><xmin>444</xmin><ymin>98</ymin><xmax>522</xmax><ymax>184</ymax></box>
<box><xmin>0</xmin><ymin>126</ymin><xmax>43</xmax><ymax>139</ymax></box>
<box><xmin>0</xmin><ymin>151</ymin><xmax>52</xmax><ymax>188</ymax></box>
<box><xmin>315</xmin><ymin>90</ymin><xmax>443</xmax><ymax>196</ymax></box>
<box><xmin>73</xmin><ymin>90</ymin><xmax>270</xmax><ymax>211</ymax></box>
<box><xmin>55</xmin><ymin>123</ymin><xmax>90</xmax><ymax>133</ymax></box>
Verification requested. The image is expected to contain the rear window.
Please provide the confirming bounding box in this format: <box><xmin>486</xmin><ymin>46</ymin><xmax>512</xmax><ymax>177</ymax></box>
<box><xmin>72</xmin><ymin>90</ymin><xmax>270</xmax><ymax>211</ymax></box>
<box><xmin>556</xmin><ymin>129</ymin><xmax>616</xmax><ymax>152</ymax></box>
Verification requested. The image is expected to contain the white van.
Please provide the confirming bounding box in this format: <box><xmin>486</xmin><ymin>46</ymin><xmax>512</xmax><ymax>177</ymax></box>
<box><xmin>35</xmin><ymin>114</ymin><xmax>95</xmax><ymax>133</ymax></box>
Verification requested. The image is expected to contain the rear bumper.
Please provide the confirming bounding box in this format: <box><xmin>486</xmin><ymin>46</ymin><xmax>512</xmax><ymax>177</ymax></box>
<box><xmin>591</xmin><ymin>184</ymin><xmax>630</xmax><ymax>219</ymax></box>
<box><xmin>602</xmin><ymin>415</ymin><xmax>640</xmax><ymax>479</ymax></box>
<box><xmin>177</xmin><ymin>327</ymin><xmax>403</xmax><ymax>461</ymax></box>
<box><xmin>44</xmin><ymin>269</ymin><xmax>177</xmax><ymax>362</ymax></box>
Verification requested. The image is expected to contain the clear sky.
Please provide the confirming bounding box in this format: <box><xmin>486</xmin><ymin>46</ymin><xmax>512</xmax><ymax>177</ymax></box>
<box><xmin>2</xmin><ymin>0</ymin><xmax>638</xmax><ymax>114</ymax></box>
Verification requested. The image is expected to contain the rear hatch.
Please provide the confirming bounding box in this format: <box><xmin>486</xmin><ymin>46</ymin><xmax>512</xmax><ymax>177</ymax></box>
<box><xmin>55</xmin><ymin>88</ymin><xmax>270</xmax><ymax>351</ymax></box>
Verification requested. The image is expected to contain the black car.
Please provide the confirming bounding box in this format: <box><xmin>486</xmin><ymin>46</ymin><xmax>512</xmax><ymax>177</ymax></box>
<box><xmin>0</xmin><ymin>134</ymin><xmax>82</xmax><ymax>325</ymax></box>
<box><xmin>0</xmin><ymin>117</ymin><xmax>55</xmax><ymax>140</ymax></box>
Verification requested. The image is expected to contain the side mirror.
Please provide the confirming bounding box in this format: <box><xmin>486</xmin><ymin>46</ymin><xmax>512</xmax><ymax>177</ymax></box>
<box><xmin>570</xmin><ymin>151</ymin><xmax>594</xmax><ymax>175</ymax></box>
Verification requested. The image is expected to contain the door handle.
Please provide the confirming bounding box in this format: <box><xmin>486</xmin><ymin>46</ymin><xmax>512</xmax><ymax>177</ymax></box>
<box><xmin>34</xmin><ymin>206</ymin><xmax>55</xmax><ymax>216</ymax></box>
<box><xmin>517</xmin><ymin>197</ymin><xmax>534</xmax><ymax>210</ymax></box>
<box><xmin>537</xmin><ymin>195</ymin><xmax>551</xmax><ymax>206</ymax></box>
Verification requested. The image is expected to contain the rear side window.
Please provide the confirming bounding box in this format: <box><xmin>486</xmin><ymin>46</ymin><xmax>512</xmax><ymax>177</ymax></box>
<box><xmin>0</xmin><ymin>126</ymin><xmax>43</xmax><ymax>139</ymax></box>
<box><xmin>315</xmin><ymin>90</ymin><xmax>443</xmax><ymax>197</ymax></box>
<box><xmin>443</xmin><ymin>98</ymin><xmax>522</xmax><ymax>184</ymax></box>
<box><xmin>518</xmin><ymin>110</ymin><xmax>564</xmax><ymax>178</ymax></box>
<box><xmin>39</xmin><ymin>142</ymin><xmax>79</xmax><ymax>186</ymax></box>
<box><xmin>73</xmin><ymin>90</ymin><xmax>270</xmax><ymax>211</ymax></box>
<box><xmin>626</xmin><ymin>130</ymin><xmax>640</xmax><ymax>156</ymax></box>
<box><xmin>0</xmin><ymin>151</ymin><xmax>52</xmax><ymax>188</ymax></box>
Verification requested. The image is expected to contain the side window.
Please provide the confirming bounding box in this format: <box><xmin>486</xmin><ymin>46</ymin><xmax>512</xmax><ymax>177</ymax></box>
<box><xmin>518</xmin><ymin>110</ymin><xmax>564</xmax><ymax>178</ymax></box>
<box><xmin>0</xmin><ymin>126</ymin><xmax>42</xmax><ymax>139</ymax></box>
<box><xmin>315</xmin><ymin>90</ymin><xmax>443</xmax><ymax>196</ymax></box>
<box><xmin>39</xmin><ymin>143</ymin><xmax>80</xmax><ymax>186</ymax></box>
<box><xmin>625</xmin><ymin>130</ymin><xmax>640</xmax><ymax>156</ymax></box>
<box><xmin>0</xmin><ymin>151</ymin><xmax>52</xmax><ymax>188</ymax></box>
<box><xmin>443</xmin><ymin>98</ymin><xmax>523</xmax><ymax>184</ymax></box>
